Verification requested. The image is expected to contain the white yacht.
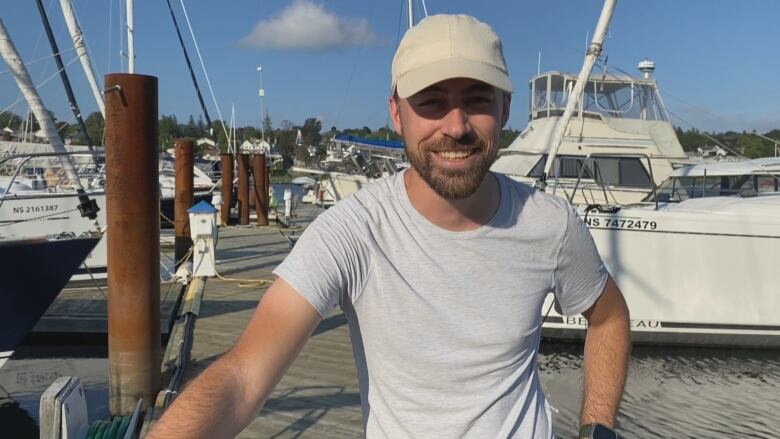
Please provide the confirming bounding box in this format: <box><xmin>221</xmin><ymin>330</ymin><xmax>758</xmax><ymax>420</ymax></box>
<box><xmin>492</xmin><ymin>61</ymin><xmax>689</xmax><ymax>205</ymax></box>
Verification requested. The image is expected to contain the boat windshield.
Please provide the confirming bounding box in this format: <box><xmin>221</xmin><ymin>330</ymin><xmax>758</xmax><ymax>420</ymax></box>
<box><xmin>529</xmin><ymin>154</ymin><xmax>653</xmax><ymax>189</ymax></box>
<box><xmin>647</xmin><ymin>174</ymin><xmax>780</xmax><ymax>202</ymax></box>
<box><xmin>529</xmin><ymin>73</ymin><xmax>668</xmax><ymax>122</ymax></box>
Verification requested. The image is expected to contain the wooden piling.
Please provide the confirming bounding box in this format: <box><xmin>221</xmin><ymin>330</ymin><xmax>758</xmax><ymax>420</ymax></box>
<box><xmin>253</xmin><ymin>153</ymin><xmax>268</xmax><ymax>226</ymax></box>
<box><xmin>237</xmin><ymin>154</ymin><xmax>250</xmax><ymax>225</ymax></box>
<box><xmin>219</xmin><ymin>153</ymin><xmax>233</xmax><ymax>226</ymax></box>
<box><xmin>174</xmin><ymin>138</ymin><xmax>194</xmax><ymax>266</ymax></box>
<box><xmin>104</xmin><ymin>73</ymin><xmax>161</xmax><ymax>416</ymax></box>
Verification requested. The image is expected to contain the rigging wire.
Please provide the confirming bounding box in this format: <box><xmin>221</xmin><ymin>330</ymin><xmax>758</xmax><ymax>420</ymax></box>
<box><xmin>0</xmin><ymin>55</ymin><xmax>83</xmax><ymax>118</ymax></box>
<box><xmin>0</xmin><ymin>48</ymin><xmax>77</xmax><ymax>75</ymax></box>
<box><xmin>333</xmin><ymin>0</ymin><xmax>379</xmax><ymax>128</ymax></box>
<box><xmin>177</xmin><ymin>0</ymin><xmax>230</xmax><ymax>145</ymax></box>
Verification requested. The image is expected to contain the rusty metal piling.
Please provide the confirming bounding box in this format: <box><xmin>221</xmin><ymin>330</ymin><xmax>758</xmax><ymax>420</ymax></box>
<box><xmin>104</xmin><ymin>73</ymin><xmax>161</xmax><ymax>416</ymax></box>
<box><xmin>219</xmin><ymin>153</ymin><xmax>233</xmax><ymax>225</ymax></box>
<box><xmin>174</xmin><ymin>138</ymin><xmax>194</xmax><ymax>266</ymax></box>
<box><xmin>253</xmin><ymin>153</ymin><xmax>268</xmax><ymax>226</ymax></box>
<box><xmin>237</xmin><ymin>153</ymin><xmax>250</xmax><ymax>225</ymax></box>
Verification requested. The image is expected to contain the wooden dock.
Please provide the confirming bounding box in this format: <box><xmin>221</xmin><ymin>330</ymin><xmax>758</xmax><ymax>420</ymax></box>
<box><xmin>181</xmin><ymin>207</ymin><xmax>364</xmax><ymax>438</ymax></box>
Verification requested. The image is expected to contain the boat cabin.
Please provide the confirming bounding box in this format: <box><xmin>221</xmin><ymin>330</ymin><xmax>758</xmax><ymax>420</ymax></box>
<box><xmin>528</xmin><ymin>71</ymin><xmax>668</xmax><ymax>122</ymax></box>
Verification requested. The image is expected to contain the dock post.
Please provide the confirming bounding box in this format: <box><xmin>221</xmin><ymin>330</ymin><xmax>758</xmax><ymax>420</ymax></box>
<box><xmin>219</xmin><ymin>153</ymin><xmax>233</xmax><ymax>226</ymax></box>
<box><xmin>174</xmin><ymin>138</ymin><xmax>194</xmax><ymax>267</ymax></box>
<box><xmin>253</xmin><ymin>153</ymin><xmax>268</xmax><ymax>226</ymax></box>
<box><xmin>237</xmin><ymin>153</ymin><xmax>250</xmax><ymax>225</ymax></box>
<box><xmin>104</xmin><ymin>73</ymin><xmax>161</xmax><ymax>416</ymax></box>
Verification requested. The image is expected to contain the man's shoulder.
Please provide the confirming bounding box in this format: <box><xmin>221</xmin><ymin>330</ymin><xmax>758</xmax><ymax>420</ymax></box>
<box><xmin>316</xmin><ymin>173</ymin><xmax>399</xmax><ymax>226</ymax></box>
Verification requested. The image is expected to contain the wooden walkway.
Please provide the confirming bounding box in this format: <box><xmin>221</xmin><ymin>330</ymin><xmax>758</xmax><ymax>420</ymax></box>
<box><xmin>183</xmin><ymin>207</ymin><xmax>364</xmax><ymax>438</ymax></box>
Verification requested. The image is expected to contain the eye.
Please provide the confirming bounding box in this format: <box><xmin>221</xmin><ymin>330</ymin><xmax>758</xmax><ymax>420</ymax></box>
<box><xmin>417</xmin><ymin>98</ymin><xmax>444</xmax><ymax>107</ymax></box>
<box><xmin>467</xmin><ymin>95</ymin><xmax>493</xmax><ymax>105</ymax></box>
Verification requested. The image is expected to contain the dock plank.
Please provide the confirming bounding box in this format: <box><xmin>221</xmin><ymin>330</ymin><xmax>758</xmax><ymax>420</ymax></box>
<box><xmin>184</xmin><ymin>207</ymin><xmax>363</xmax><ymax>437</ymax></box>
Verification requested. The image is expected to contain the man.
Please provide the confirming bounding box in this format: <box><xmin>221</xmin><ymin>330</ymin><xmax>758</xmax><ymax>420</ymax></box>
<box><xmin>148</xmin><ymin>14</ymin><xmax>630</xmax><ymax>438</ymax></box>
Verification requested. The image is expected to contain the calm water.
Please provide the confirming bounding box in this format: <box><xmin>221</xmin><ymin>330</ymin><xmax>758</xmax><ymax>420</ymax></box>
<box><xmin>2</xmin><ymin>343</ymin><xmax>778</xmax><ymax>438</ymax></box>
<box><xmin>540</xmin><ymin>343</ymin><xmax>780</xmax><ymax>438</ymax></box>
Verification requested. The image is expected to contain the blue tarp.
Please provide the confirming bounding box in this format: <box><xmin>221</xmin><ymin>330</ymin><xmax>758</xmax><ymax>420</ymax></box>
<box><xmin>334</xmin><ymin>134</ymin><xmax>404</xmax><ymax>150</ymax></box>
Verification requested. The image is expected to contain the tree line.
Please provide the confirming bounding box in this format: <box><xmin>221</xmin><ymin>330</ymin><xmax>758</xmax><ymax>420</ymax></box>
<box><xmin>2</xmin><ymin>111</ymin><xmax>776</xmax><ymax>161</ymax></box>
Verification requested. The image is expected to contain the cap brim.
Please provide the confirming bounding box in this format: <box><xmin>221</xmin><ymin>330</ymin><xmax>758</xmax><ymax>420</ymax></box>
<box><xmin>394</xmin><ymin>58</ymin><xmax>513</xmax><ymax>99</ymax></box>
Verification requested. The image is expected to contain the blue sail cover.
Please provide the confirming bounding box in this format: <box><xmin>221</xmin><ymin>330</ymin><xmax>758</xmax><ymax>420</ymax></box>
<box><xmin>334</xmin><ymin>134</ymin><xmax>404</xmax><ymax>150</ymax></box>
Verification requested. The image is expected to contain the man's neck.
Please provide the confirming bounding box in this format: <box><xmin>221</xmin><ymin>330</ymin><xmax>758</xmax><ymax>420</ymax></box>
<box><xmin>404</xmin><ymin>168</ymin><xmax>500</xmax><ymax>232</ymax></box>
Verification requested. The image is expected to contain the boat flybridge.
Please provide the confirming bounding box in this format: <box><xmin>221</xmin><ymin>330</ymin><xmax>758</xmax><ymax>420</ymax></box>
<box><xmin>492</xmin><ymin>61</ymin><xmax>689</xmax><ymax>205</ymax></box>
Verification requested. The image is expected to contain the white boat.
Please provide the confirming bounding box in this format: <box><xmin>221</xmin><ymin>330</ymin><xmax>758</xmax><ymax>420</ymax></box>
<box><xmin>494</xmin><ymin>0</ymin><xmax>780</xmax><ymax>347</ymax></box>
<box><xmin>294</xmin><ymin>135</ymin><xmax>405</xmax><ymax>205</ymax></box>
<box><xmin>541</xmin><ymin>192</ymin><xmax>780</xmax><ymax>347</ymax></box>
<box><xmin>491</xmin><ymin>63</ymin><xmax>689</xmax><ymax>206</ymax></box>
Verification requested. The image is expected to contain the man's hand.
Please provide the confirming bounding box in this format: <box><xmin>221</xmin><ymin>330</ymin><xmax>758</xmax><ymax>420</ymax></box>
<box><xmin>580</xmin><ymin>275</ymin><xmax>631</xmax><ymax>429</ymax></box>
<box><xmin>146</xmin><ymin>278</ymin><xmax>322</xmax><ymax>438</ymax></box>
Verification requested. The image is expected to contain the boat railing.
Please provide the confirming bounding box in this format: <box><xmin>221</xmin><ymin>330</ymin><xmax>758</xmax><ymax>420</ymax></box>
<box><xmin>0</xmin><ymin>150</ymin><xmax>105</xmax><ymax>198</ymax></box>
<box><xmin>566</xmin><ymin>152</ymin><xmax>659</xmax><ymax>211</ymax></box>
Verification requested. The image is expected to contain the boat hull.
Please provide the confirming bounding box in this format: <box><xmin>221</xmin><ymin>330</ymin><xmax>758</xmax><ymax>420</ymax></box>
<box><xmin>541</xmin><ymin>199</ymin><xmax>780</xmax><ymax>348</ymax></box>
<box><xmin>0</xmin><ymin>235</ymin><xmax>101</xmax><ymax>363</ymax></box>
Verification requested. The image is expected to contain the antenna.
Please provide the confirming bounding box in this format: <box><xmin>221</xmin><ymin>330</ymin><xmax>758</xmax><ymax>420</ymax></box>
<box><xmin>537</xmin><ymin>51</ymin><xmax>541</xmax><ymax>76</ymax></box>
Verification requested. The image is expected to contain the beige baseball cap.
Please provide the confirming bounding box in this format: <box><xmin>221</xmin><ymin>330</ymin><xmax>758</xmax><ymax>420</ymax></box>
<box><xmin>391</xmin><ymin>14</ymin><xmax>513</xmax><ymax>99</ymax></box>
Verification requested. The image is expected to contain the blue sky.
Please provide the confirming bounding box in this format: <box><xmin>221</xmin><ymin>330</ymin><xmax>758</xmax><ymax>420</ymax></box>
<box><xmin>2</xmin><ymin>0</ymin><xmax>779</xmax><ymax>135</ymax></box>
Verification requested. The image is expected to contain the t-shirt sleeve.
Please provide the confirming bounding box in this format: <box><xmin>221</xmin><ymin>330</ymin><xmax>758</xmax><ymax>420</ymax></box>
<box><xmin>552</xmin><ymin>205</ymin><xmax>609</xmax><ymax>316</ymax></box>
<box><xmin>272</xmin><ymin>203</ymin><xmax>370</xmax><ymax>317</ymax></box>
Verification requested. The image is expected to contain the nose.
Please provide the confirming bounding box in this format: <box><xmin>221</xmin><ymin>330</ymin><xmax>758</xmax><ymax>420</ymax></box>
<box><xmin>440</xmin><ymin>106</ymin><xmax>471</xmax><ymax>141</ymax></box>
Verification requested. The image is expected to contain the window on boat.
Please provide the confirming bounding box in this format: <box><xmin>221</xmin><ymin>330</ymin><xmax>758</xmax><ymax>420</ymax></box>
<box><xmin>528</xmin><ymin>155</ymin><xmax>652</xmax><ymax>188</ymax></box>
<box><xmin>529</xmin><ymin>73</ymin><xmax>668</xmax><ymax>122</ymax></box>
<box><xmin>757</xmin><ymin>175</ymin><xmax>779</xmax><ymax>193</ymax></box>
<box><xmin>649</xmin><ymin>174</ymin><xmax>780</xmax><ymax>202</ymax></box>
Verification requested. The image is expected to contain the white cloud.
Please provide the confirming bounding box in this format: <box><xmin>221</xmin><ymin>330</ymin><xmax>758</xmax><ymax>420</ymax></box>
<box><xmin>238</xmin><ymin>0</ymin><xmax>378</xmax><ymax>51</ymax></box>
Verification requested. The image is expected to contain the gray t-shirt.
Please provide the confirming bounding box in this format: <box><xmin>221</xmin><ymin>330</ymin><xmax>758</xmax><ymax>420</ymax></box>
<box><xmin>274</xmin><ymin>170</ymin><xmax>607</xmax><ymax>438</ymax></box>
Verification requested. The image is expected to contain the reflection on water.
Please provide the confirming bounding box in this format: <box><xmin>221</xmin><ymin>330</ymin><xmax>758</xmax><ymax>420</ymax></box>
<box><xmin>539</xmin><ymin>343</ymin><xmax>780</xmax><ymax>438</ymax></box>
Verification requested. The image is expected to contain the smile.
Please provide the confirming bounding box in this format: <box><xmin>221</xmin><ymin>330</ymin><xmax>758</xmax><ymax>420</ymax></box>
<box><xmin>434</xmin><ymin>150</ymin><xmax>475</xmax><ymax>160</ymax></box>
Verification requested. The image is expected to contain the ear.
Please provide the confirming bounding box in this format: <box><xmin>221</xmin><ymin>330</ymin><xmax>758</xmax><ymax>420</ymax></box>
<box><xmin>388</xmin><ymin>95</ymin><xmax>404</xmax><ymax>136</ymax></box>
<box><xmin>500</xmin><ymin>92</ymin><xmax>512</xmax><ymax>128</ymax></box>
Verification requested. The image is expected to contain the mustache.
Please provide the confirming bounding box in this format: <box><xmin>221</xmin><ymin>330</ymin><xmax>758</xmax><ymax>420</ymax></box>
<box><xmin>419</xmin><ymin>135</ymin><xmax>484</xmax><ymax>152</ymax></box>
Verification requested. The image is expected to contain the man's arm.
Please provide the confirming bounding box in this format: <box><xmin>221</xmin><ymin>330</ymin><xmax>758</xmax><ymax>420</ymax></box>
<box><xmin>580</xmin><ymin>275</ymin><xmax>631</xmax><ymax>428</ymax></box>
<box><xmin>146</xmin><ymin>278</ymin><xmax>322</xmax><ymax>438</ymax></box>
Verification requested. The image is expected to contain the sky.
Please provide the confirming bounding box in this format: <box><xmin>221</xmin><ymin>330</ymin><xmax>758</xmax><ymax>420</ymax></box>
<box><xmin>2</xmin><ymin>0</ymin><xmax>780</xmax><ymax>136</ymax></box>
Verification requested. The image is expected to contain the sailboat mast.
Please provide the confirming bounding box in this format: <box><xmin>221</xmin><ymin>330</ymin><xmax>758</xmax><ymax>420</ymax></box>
<box><xmin>59</xmin><ymin>0</ymin><xmax>105</xmax><ymax>117</ymax></box>
<box><xmin>127</xmin><ymin>0</ymin><xmax>135</xmax><ymax>73</ymax></box>
<box><xmin>539</xmin><ymin>0</ymin><xmax>618</xmax><ymax>188</ymax></box>
<box><xmin>35</xmin><ymin>0</ymin><xmax>95</xmax><ymax>151</ymax></box>
<box><xmin>408</xmin><ymin>0</ymin><xmax>414</xmax><ymax>29</ymax></box>
<box><xmin>0</xmin><ymin>18</ymin><xmax>85</xmax><ymax>192</ymax></box>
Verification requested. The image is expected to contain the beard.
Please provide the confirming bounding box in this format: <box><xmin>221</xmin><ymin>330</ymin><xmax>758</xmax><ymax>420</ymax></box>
<box><xmin>405</xmin><ymin>134</ymin><xmax>497</xmax><ymax>199</ymax></box>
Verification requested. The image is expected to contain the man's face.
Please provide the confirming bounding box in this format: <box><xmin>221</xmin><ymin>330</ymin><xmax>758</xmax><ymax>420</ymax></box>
<box><xmin>389</xmin><ymin>78</ymin><xmax>511</xmax><ymax>199</ymax></box>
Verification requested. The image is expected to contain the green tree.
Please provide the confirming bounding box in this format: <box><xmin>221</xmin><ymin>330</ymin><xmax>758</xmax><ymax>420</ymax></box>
<box><xmin>301</xmin><ymin>117</ymin><xmax>322</xmax><ymax>146</ymax></box>
<box><xmin>499</xmin><ymin>128</ymin><xmax>520</xmax><ymax>148</ymax></box>
<box><xmin>159</xmin><ymin>114</ymin><xmax>182</xmax><ymax>150</ymax></box>
<box><xmin>736</xmin><ymin>134</ymin><xmax>773</xmax><ymax>158</ymax></box>
<box><xmin>0</xmin><ymin>112</ymin><xmax>23</xmax><ymax>131</ymax></box>
<box><xmin>263</xmin><ymin>113</ymin><xmax>273</xmax><ymax>135</ymax></box>
<box><xmin>84</xmin><ymin>112</ymin><xmax>104</xmax><ymax>146</ymax></box>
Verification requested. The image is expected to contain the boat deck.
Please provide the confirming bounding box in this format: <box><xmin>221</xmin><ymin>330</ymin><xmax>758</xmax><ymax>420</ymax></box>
<box><xmin>182</xmin><ymin>206</ymin><xmax>364</xmax><ymax>438</ymax></box>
